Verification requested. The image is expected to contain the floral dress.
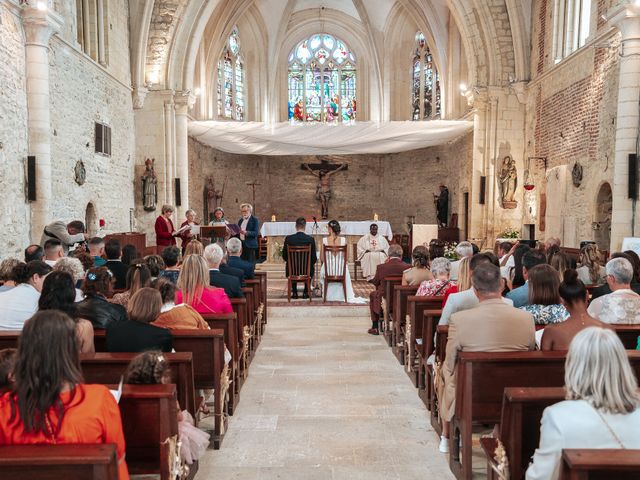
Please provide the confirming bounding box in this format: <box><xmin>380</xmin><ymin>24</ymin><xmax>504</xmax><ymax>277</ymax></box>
<box><xmin>520</xmin><ymin>304</ymin><xmax>569</xmax><ymax>325</ymax></box>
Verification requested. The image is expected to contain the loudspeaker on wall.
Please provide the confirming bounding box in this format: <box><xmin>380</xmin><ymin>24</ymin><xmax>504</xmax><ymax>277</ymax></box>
<box><xmin>479</xmin><ymin>176</ymin><xmax>486</xmax><ymax>205</ymax></box>
<box><xmin>27</xmin><ymin>155</ymin><xmax>36</xmax><ymax>201</ymax></box>
<box><xmin>175</xmin><ymin>178</ymin><xmax>181</xmax><ymax>207</ymax></box>
<box><xmin>629</xmin><ymin>153</ymin><xmax>637</xmax><ymax>200</ymax></box>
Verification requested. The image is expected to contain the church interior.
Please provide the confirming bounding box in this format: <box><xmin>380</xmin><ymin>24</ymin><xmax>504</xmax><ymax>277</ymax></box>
<box><xmin>2</xmin><ymin>0</ymin><xmax>640</xmax><ymax>479</ymax></box>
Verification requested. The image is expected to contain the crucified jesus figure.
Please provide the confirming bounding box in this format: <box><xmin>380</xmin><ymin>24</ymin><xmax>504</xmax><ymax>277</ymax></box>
<box><xmin>303</xmin><ymin>163</ymin><xmax>347</xmax><ymax>219</ymax></box>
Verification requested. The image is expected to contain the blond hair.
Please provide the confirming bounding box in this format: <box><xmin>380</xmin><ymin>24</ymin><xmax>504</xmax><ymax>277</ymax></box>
<box><xmin>161</xmin><ymin>204</ymin><xmax>174</xmax><ymax>215</ymax></box>
<box><xmin>127</xmin><ymin>287</ymin><xmax>162</xmax><ymax>323</ymax></box>
<box><xmin>579</xmin><ymin>244</ymin><xmax>602</xmax><ymax>284</ymax></box>
<box><xmin>565</xmin><ymin>327</ymin><xmax>639</xmax><ymax>414</ymax></box>
<box><xmin>184</xmin><ymin>240</ymin><xmax>204</xmax><ymax>257</ymax></box>
<box><xmin>177</xmin><ymin>254</ymin><xmax>209</xmax><ymax>306</ymax></box>
<box><xmin>457</xmin><ymin>257</ymin><xmax>471</xmax><ymax>291</ymax></box>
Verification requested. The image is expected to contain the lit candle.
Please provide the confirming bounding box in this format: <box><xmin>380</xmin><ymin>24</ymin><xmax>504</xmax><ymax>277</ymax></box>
<box><xmin>271</xmin><ymin>215</ymin><xmax>276</xmax><ymax>222</ymax></box>
<box><xmin>373</xmin><ymin>213</ymin><xmax>379</xmax><ymax>221</ymax></box>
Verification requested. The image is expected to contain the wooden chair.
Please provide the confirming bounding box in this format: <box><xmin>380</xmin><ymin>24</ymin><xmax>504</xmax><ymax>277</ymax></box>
<box><xmin>286</xmin><ymin>245</ymin><xmax>313</xmax><ymax>302</ymax></box>
<box><xmin>322</xmin><ymin>245</ymin><xmax>348</xmax><ymax>302</ymax></box>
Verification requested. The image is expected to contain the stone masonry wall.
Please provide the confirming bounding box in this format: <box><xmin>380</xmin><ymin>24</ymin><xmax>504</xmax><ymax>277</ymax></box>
<box><xmin>0</xmin><ymin>5</ymin><xmax>30</xmax><ymax>257</ymax></box>
<box><xmin>188</xmin><ymin>133</ymin><xmax>473</xmax><ymax>236</ymax></box>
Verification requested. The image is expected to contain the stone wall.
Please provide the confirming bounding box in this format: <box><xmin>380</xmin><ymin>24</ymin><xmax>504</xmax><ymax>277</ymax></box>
<box><xmin>0</xmin><ymin>4</ymin><xmax>30</xmax><ymax>257</ymax></box>
<box><xmin>188</xmin><ymin>133</ymin><xmax>473</xmax><ymax>236</ymax></box>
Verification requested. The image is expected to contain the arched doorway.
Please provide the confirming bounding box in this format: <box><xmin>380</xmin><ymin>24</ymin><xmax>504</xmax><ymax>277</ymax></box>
<box><xmin>85</xmin><ymin>202</ymin><xmax>97</xmax><ymax>237</ymax></box>
<box><xmin>594</xmin><ymin>183</ymin><xmax>612</xmax><ymax>250</ymax></box>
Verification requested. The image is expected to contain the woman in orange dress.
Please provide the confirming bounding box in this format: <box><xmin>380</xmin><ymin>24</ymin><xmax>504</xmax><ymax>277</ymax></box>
<box><xmin>0</xmin><ymin>310</ymin><xmax>129</xmax><ymax>480</ymax></box>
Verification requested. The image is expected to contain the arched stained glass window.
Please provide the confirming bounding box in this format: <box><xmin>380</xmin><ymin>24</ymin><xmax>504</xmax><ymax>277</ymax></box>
<box><xmin>288</xmin><ymin>34</ymin><xmax>357</xmax><ymax>123</ymax></box>
<box><xmin>412</xmin><ymin>32</ymin><xmax>441</xmax><ymax>120</ymax></box>
<box><xmin>217</xmin><ymin>27</ymin><xmax>244</xmax><ymax>121</ymax></box>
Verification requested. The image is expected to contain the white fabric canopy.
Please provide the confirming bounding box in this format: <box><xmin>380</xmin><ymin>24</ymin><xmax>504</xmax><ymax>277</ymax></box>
<box><xmin>188</xmin><ymin>120</ymin><xmax>472</xmax><ymax>156</ymax></box>
<box><xmin>261</xmin><ymin>220</ymin><xmax>393</xmax><ymax>240</ymax></box>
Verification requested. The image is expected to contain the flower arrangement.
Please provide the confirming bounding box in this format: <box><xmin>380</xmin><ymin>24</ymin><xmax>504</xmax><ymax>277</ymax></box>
<box><xmin>443</xmin><ymin>242</ymin><xmax>458</xmax><ymax>260</ymax></box>
<box><xmin>498</xmin><ymin>227</ymin><xmax>520</xmax><ymax>239</ymax></box>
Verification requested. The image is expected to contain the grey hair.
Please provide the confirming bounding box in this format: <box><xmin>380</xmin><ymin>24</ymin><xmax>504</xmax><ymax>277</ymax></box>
<box><xmin>226</xmin><ymin>237</ymin><xmax>242</xmax><ymax>254</ymax></box>
<box><xmin>240</xmin><ymin>203</ymin><xmax>253</xmax><ymax>214</ymax></box>
<box><xmin>605</xmin><ymin>257</ymin><xmax>634</xmax><ymax>284</ymax></box>
<box><xmin>185</xmin><ymin>209</ymin><xmax>196</xmax><ymax>217</ymax></box>
<box><xmin>53</xmin><ymin>257</ymin><xmax>85</xmax><ymax>283</ymax></box>
<box><xmin>204</xmin><ymin>243</ymin><xmax>224</xmax><ymax>266</ymax></box>
<box><xmin>430</xmin><ymin>257</ymin><xmax>451</xmax><ymax>277</ymax></box>
<box><xmin>565</xmin><ymin>327</ymin><xmax>639</xmax><ymax>414</ymax></box>
<box><xmin>455</xmin><ymin>241</ymin><xmax>474</xmax><ymax>258</ymax></box>
<box><xmin>388</xmin><ymin>244</ymin><xmax>403</xmax><ymax>258</ymax></box>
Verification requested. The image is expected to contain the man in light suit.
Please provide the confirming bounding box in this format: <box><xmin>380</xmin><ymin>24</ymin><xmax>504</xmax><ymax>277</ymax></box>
<box><xmin>438</xmin><ymin>263</ymin><xmax>535</xmax><ymax>453</ymax></box>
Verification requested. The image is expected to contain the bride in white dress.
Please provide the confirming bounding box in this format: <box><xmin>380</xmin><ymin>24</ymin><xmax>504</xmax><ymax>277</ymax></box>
<box><xmin>319</xmin><ymin>220</ymin><xmax>367</xmax><ymax>303</ymax></box>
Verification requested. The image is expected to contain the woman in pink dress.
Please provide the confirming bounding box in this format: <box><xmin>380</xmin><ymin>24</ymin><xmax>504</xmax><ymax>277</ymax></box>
<box><xmin>175</xmin><ymin>254</ymin><xmax>232</xmax><ymax>314</ymax></box>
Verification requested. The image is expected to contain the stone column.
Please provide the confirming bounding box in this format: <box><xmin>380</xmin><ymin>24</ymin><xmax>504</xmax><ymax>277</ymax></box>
<box><xmin>96</xmin><ymin>0</ymin><xmax>106</xmax><ymax>65</ymax></box>
<box><xmin>21</xmin><ymin>5</ymin><xmax>62</xmax><ymax>242</ymax></box>
<box><xmin>465</xmin><ymin>87</ymin><xmax>489</xmax><ymax>242</ymax></box>
<box><xmin>609</xmin><ymin>4</ymin><xmax>640</xmax><ymax>250</ymax></box>
<box><xmin>163</xmin><ymin>99</ymin><xmax>175</xmax><ymax>207</ymax></box>
<box><xmin>174</xmin><ymin>92</ymin><xmax>195</xmax><ymax>218</ymax></box>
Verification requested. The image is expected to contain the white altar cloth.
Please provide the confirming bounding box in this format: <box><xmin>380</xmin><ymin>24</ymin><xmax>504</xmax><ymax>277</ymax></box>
<box><xmin>260</xmin><ymin>221</ymin><xmax>393</xmax><ymax>240</ymax></box>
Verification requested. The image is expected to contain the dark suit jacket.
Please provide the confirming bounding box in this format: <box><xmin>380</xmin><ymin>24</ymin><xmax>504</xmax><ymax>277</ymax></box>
<box><xmin>106</xmin><ymin>320</ymin><xmax>173</xmax><ymax>353</ymax></box>
<box><xmin>228</xmin><ymin>255</ymin><xmax>255</xmax><ymax>279</ymax></box>
<box><xmin>237</xmin><ymin>215</ymin><xmax>260</xmax><ymax>249</ymax></box>
<box><xmin>220</xmin><ymin>263</ymin><xmax>245</xmax><ymax>285</ymax></box>
<box><xmin>371</xmin><ymin>258</ymin><xmax>409</xmax><ymax>296</ymax></box>
<box><xmin>209</xmin><ymin>269</ymin><xmax>244</xmax><ymax>298</ymax></box>
<box><xmin>283</xmin><ymin>231</ymin><xmax>317</xmax><ymax>277</ymax></box>
<box><xmin>106</xmin><ymin>260</ymin><xmax>128</xmax><ymax>290</ymax></box>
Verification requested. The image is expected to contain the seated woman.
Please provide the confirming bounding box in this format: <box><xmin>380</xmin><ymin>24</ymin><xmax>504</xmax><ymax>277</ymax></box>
<box><xmin>121</xmin><ymin>244</ymin><xmax>139</xmax><ymax>267</ymax></box>
<box><xmin>0</xmin><ymin>311</ymin><xmax>129</xmax><ymax>479</ymax></box>
<box><xmin>76</xmin><ymin>267</ymin><xmax>127</xmax><ymax>329</ymax></box>
<box><xmin>549</xmin><ymin>251</ymin><xmax>571</xmax><ymax>282</ymax></box>
<box><xmin>53</xmin><ymin>257</ymin><xmax>86</xmax><ymax>301</ymax></box>
<box><xmin>526</xmin><ymin>327</ymin><xmax>640</xmax><ymax>480</ymax></box>
<box><xmin>152</xmin><ymin>278</ymin><xmax>209</xmax><ymax>330</ymax></box>
<box><xmin>38</xmin><ymin>271</ymin><xmax>95</xmax><ymax>353</ymax></box>
<box><xmin>0</xmin><ymin>258</ymin><xmax>21</xmax><ymax>293</ymax></box>
<box><xmin>106</xmin><ymin>287</ymin><xmax>172</xmax><ymax>353</ymax></box>
<box><xmin>540</xmin><ymin>269</ymin><xmax>607</xmax><ymax>351</ymax></box>
<box><xmin>519</xmin><ymin>264</ymin><xmax>569</xmax><ymax>325</ymax></box>
<box><xmin>184</xmin><ymin>240</ymin><xmax>204</xmax><ymax>257</ymax></box>
<box><xmin>402</xmin><ymin>246</ymin><xmax>433</xmax><ymax>286</ymax></box>
<box><xmin>110</xmin><ymin>262</ymin><xmax>151</xmax><ymax>308</ymax></box>
<box><xmin>576</xmin><ymin>243</ymin><xmax>605</xmax><ymax>285</ymax></box>
<box><xmin>0</xmin><ymin>261</ymin><xmax>51</xmax><ymax>331</ymax></box>
<box><xmin>159</xmin><ymin>246</ymin><xmax>181</xmax><ymax>284</ymax></box>
<box><xmin>176</xmin><ymin>255</ymin><xmax>233</xmax><ymax>314</ymax></box>
<box><xmin>416</xmin><ymin>257</ymin><xmax>458</xmax><ymax>303</ymax></box>
<box><xmin>456</xmin><ymin>257</ymin><xmax>471</xmax><ymax>293</ymax></box>
<box><xmin>144</xmin><ymin>254</ymin><xmax>165</xmax><ymax>280</ymax></box>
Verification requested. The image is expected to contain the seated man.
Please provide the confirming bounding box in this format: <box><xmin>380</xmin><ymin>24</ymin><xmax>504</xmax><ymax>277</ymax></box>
<box><xmin>588</xmin><ymin>257</ymin><xmax>640</xmax><ymax>324</ymax></box>
<box><xmin>159</xmin><ymin>246</ymin><xmax>181</xmax><ymax>284</ymax></box>
<box><xmin>437</xmin><ymin>263</ymin><xmax>535</xmax><ymax>452</ymax></box>
<box><xmin>368</xmin><ymin>244</ymin><xmax>409</xmax><ymax>335</ymax></box>
<box><xmin>105</xmin><ymin>239</ymin><xmax>127</xmax><ymax>289</ymax></box>
<box><xmin>24</xmin><ymin>244</ymin><xmax>44</xmax><ymax>262</ymax></box>
<box><xmin>357</xmin><ymin>223</ymin><xmax>389</xmax><ymax>281</ymax></box>
<box><xmin>88</xmin><ymin>237</ymin><xmax>107</xmax><ymax>267</ymax></box>
<box><xmin>43</xmin><ymin>239</ymin><xmax>64</xmax><ymax>267</ymax></box>
<box><xmin>204</xmin><ymin>243</ymin><xmax>243</xmax><ymax>298</ymax></box>
<box><xmin>226</xmin><ymin>237</ymin><xmax>255</xmax><ymax>279</ymax></box>
<box><xmin>40</xmin><ymin>219</ymin><xmax>86</xmax><ymax>254</ymax></box>
<box><xmin>450</xmin><ymin>241</ymin><xmax>474</xmax><ymax>281</ymax></box>
<box><xmin>505</xmin><ymin>249</ymin><xmax>546</xmax><ymax>308</ymax></box>
<box><xmin>283</xmin><ymin>217</ymin><xmax>317</xmax><ymax>299</ymax></box>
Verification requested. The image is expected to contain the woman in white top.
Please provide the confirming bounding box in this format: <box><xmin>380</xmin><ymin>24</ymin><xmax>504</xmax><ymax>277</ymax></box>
<box><xmin>576</xmin><ymin>243</ymin><xmax>605</xmax><ymax>285</ymax></box>
<box><xmin>526</xmin><ymin>327</ymin><xmax>640</xmax><ymax>480</ymax></box>
<box><xmin>0</xmin><ymin>261</ymin><xmax>52</xmax><ymax>330</ymax></box>
<box><xmin>319</xmin><ymin>220</ymin><xmax>366</xmax><ymax>303</ymax></box>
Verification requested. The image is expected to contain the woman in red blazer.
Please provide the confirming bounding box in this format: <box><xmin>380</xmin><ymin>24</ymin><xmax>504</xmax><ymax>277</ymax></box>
<box><xmin>155</xmin><ymin>204</ymin><xmax>177</xmax><ymax>249</ymax></box>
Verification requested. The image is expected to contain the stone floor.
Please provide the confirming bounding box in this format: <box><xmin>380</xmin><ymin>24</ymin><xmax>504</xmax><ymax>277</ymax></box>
<box><xmin>197</xmin><ymin>306</ymin><xmax>456</xmax><ymax>479</ymax></box>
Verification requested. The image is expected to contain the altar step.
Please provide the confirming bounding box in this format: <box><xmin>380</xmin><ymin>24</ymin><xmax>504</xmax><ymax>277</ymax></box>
<box><xmin>256</xmin><ymin>262</ymin><xmax>359</xmax><ymax>280</ymax></box>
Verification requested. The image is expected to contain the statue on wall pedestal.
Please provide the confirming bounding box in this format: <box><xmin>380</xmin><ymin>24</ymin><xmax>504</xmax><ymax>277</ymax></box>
<box><xmin>433</xmin><ymin>185</ymin><xmax>449</xmax><ymax>227</ymax></box>
<box><xmin>141</xmin><ymin>158</ymin><xmax>157</xmax><ymax>212</ymax></box>
<box><xmin>499</xmin><ymin>155</ymin><xmax>518</xmax><ymax>209</ymax></box>
<box><xmin>204</xmin><ymin>177</ymin><xmax>225</xmax><ymax>222</ymax></box>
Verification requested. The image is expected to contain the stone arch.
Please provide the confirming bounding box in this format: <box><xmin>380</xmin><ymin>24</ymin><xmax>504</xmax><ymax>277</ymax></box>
<box><xmin>85</xmin><ymin>202</ymin><xmax>97</xmax><ymax>237</ymax></box>
<box><xmin>594</xmin><ymin>182</ymin><xmax>612</xmax><ymax>251</ymax></box>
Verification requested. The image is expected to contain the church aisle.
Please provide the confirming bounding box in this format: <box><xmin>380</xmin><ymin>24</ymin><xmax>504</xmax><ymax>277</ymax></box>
<box><xmin>198</xmin><ymin>306</ymin><xmax>455</xmax><ymax>479</ymax></box>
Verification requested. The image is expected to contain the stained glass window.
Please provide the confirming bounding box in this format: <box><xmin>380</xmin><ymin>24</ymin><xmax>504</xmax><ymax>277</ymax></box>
<box><xmin>412</xmin><ymin>31</ymin><xmax>441</xmax><ymax>120</ymax></box>
<box><xmin>288</xmin><ymin>34</ymin><xmax>357</xmax><ymax>123</ymax></box>
<box><xmin>217</xmin><ymin>27</ymin><xmax>244</xmax><ymax>121</ymax></box>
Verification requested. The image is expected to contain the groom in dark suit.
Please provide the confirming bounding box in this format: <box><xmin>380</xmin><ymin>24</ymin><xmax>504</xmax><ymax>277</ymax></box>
<box><xmin>283</xmin><ymin>217</ymin><xmax>317</xmax><ymax>299</ymax></box>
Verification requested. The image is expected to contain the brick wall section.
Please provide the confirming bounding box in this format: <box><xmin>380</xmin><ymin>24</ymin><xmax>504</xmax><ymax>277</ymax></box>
<box><xmin>188</xmin><ymin>134</ymin><xmax>473</xmax><ymax>235</ymax></box>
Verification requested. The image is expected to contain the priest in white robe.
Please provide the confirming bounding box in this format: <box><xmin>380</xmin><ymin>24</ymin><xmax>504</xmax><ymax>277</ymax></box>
<box><xmin>357</xmin><ymin>224</ymin><xmax>390</xmax><ymax>280</ymax></box>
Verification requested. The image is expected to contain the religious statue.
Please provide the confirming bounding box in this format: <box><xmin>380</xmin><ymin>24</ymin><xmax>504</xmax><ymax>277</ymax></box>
<box><xmin>433</xmin><ymin>185</ymin><xmax>449</xmax><ymax>227</ymax></box>
<box><xmin>499</xmin><ymin>155</ymin><xmax>518</xmax><ymax>209</ymax></box>
<box><xmin>204</xmin><ymin>177</ymin><xmax>224</xmax><ymax>222</ymax></box>
<box><xmin>302</xmin><ymin>160</ymin><xmax>348</xmax><ymax>219</ymax></box>
<box><xmin>141</xmin><ymin>158</ymin><xmax>157</xmax><ymax>212</ymax></box>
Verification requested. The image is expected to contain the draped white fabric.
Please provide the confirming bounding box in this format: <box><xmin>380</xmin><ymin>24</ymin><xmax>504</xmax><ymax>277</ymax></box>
<box><xmin>188</xmin><ymin>120</ymin><xmax>473</xmax><ymax>156</ymax></box>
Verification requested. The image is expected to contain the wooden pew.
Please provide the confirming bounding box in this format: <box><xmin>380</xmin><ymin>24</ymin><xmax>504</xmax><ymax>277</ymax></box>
<box><xmin>392</xmin><ymin>284</ymin><xmax>419</xmax><ymax>364</ymax></box>
<box><xmin>382</xmin><ymin>275</ymin><xmax>403</xmax><ymax>346</ymax></box>
<box><xmin>245</xmin><ymin>278</ymin><xmax>263</xmax><ymax>346</ymax></box>
<box><xmin>418</xmin><ymin>309</ymin><xmax>442</xmax><ymax>408</ymax></box>
<box><xmin>80</xmin><ymin>352</ymin><xmax>197</xmax><ymax>419</ymax></box>
<box><xmin>561</xmin><ymin>449</ymin><xmax>640</xmax><ymax>479</ymax></box>
<box><xmin>449</xmin><ymin>350</ymin><xmax>640</xmax><ymax>480</ymax></box>
<box><xmin>254</xmin><ymin>271</ymin><xmax>268</xmax><ymax>333</ymax></box>
<box><xmin>611</xmin><ymin>324</ymin><xmax>640</xmax><ymax>349</ymax></box>
<box><xmin>429</xmin><ymin>324</ymin><xmax>450</xmax><ymax>434</ymax></box>
<box><xmin>0</xmin><ymin>444</ymin><xmax>119</xmax><ymax>480</ymax></box>
<box><xmin>241</xmin><ymin>285</ymin><xmax>257</xmax><ymax>362</ymax></box>
<box><xmin>230</xmin><ymin>297</ymin><xmax>249</xmax><ymax>389</ymax></box>
<box><xmin>404</xmin><ymin>296</ymin><xmax>444</xmax><ymax>386</ymax></box>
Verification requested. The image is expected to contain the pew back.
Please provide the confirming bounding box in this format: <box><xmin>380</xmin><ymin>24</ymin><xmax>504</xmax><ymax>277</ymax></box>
<box><xmin>561</xmin><ymin>449</ymin><xmax>640</xmax><ymax>479</ymax></box>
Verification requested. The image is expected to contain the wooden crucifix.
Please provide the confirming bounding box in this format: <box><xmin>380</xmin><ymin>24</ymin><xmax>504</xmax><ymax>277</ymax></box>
<box><xmin>246</xmin><ymin>180</ymin><xmax>261</xmax><ymax>214</ymax></box>
<box><xmin>301</xmin><ymin>158</ymin><xmax>348</xmax><ymax>219</ymax></box>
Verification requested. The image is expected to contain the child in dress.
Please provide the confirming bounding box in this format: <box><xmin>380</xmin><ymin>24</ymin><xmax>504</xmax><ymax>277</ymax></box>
<box><xmin>123</xmin><ymin>351</ymin><xmax>209</xmax><ymax>464</ymax></box>
<box><xmin>0</xmin><ymin>348</ymin><xmax>17</xmax><ymax>389</ymax></box>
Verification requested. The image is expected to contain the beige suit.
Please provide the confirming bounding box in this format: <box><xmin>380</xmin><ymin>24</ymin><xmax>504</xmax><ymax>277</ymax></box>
<box><xmin>439</xmin><ymin>298</ymin><xmax>535</xmax><ymax>421</ymax></box>
<box><xmin>402</xmin><ymin>267</ymin><xmax>433</xmax><ymax>286</ymax></box>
